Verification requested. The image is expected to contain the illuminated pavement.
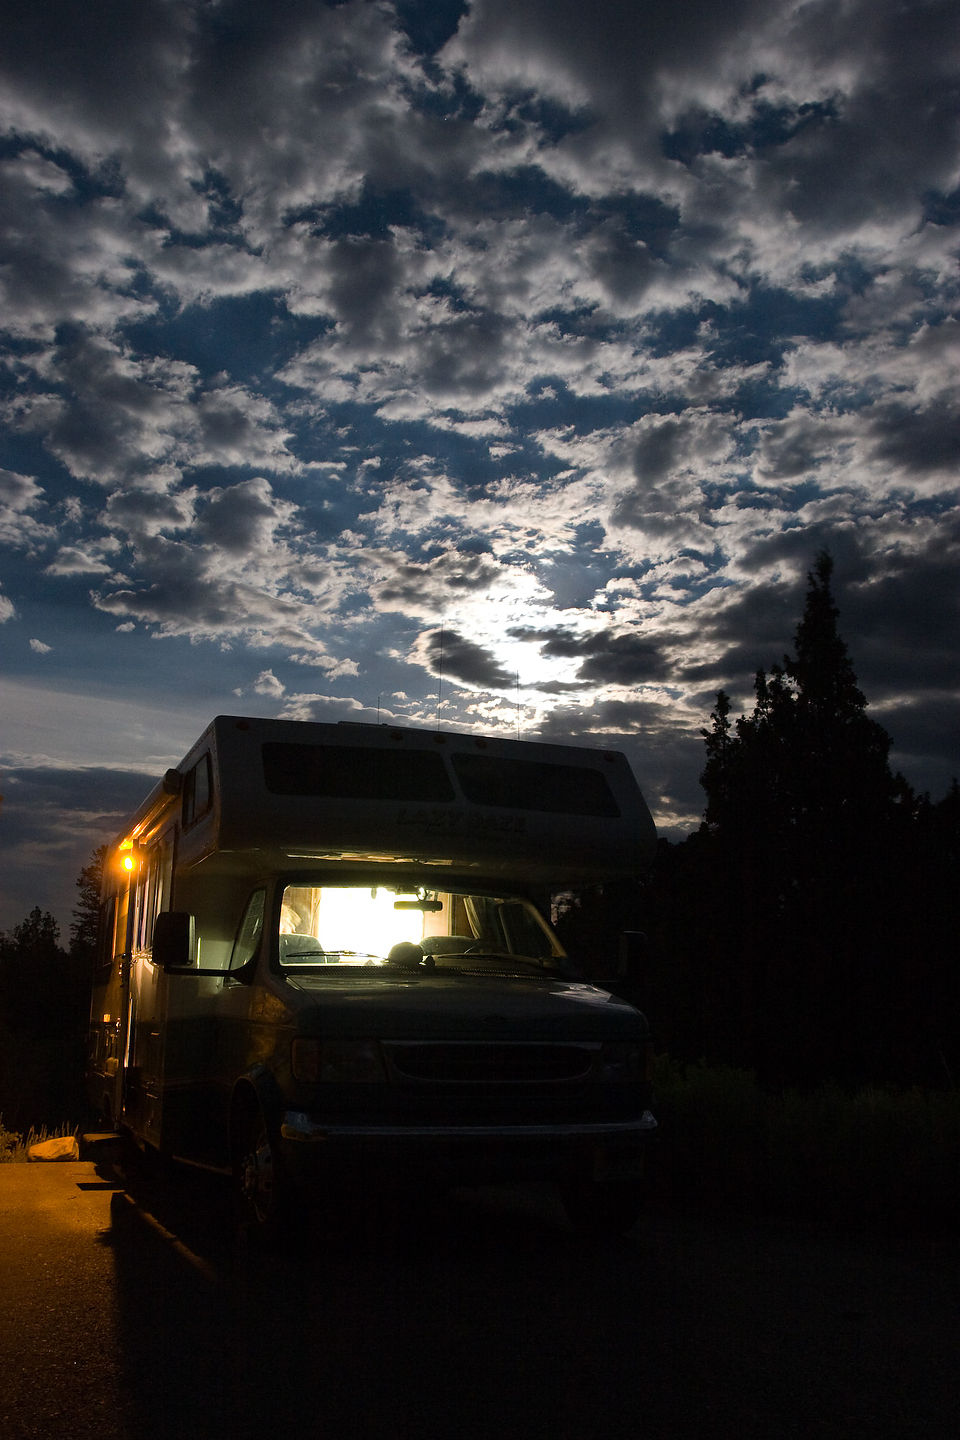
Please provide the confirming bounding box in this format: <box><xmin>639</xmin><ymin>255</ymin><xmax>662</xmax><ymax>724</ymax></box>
<box><xmin>0</xmin><ymin>1162</ymin><xmax>129</xmax><ymax>1439</ymax></box>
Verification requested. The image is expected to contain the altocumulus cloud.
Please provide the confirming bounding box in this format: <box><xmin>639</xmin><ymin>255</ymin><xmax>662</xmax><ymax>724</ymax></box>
<box><xmin>0</xmin><ymin>0</ymin><xmax>957</xmax><ymax>929</ymax></box>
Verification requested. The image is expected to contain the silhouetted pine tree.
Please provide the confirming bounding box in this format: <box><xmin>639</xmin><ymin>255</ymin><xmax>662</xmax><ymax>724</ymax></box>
<box><xmin>70</xmin><ymin>844</ymin><xmax>106</xmax><ymax>965</ymax></box>
<box><xmin>0</xmin><ymin>902</ymin><xmax>92</xmax><ymax>1128</ymax></box>
<box><xmin>0</xmin><ymin>907</ymin><xmax>64</xmax><ymax>1029</ymax></box>
<box><xmin>694</xmin><ymin>552</ymin><xmax>921</xmax><ymax>1085</ymax></box>
<box><xmin>643</xmin><ymin>554</ymin><xmax>958</xmax><ymax>1086</ymax></box>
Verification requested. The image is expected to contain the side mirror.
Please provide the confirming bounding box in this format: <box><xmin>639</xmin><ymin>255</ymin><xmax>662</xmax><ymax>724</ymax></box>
<box><xmin>152</xmin><ymin>911</ymin><xmax>196</xmax><ymax>971</ymax></box>
<box><xmin>587</xmin><ymin>930</ymin><xmax>648</xmax><ymax>993</ymax></box>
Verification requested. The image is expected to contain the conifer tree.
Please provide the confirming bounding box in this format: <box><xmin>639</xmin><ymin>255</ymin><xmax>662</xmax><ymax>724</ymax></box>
<box><xmin>700</xmin><ymin>690</ymin><xmax>733</xmax><ymax>830</ymax></box>
<box><xmin>0</xmin><ymin>907</ymin><xmax>65</xmax><ymax>1033</ymax></box>
<box><xmin>647</xmin><ymin>551</ymin><xmax>955</xmax><ymax>1085</ymax></box>
<box><xmin>70</xmin><ymin>844</ymin><xmax>106</xmax><ymax>963</ymax></box>
<box><xmin>694</xmin><ymin>552</ymin><xmax>916</xmax><ymax>1084</ymax></box>
<box><xmin>702</xmin><ymin>552</ymin><xmax>905</xmax><ymax>848</ymax></box>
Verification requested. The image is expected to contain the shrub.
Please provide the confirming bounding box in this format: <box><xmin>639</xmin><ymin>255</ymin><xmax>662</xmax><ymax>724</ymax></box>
<box><xmin>651</xmin><ymin>1055</ymin><xmax>960</xmax><ymax>1228</ymax></box>
<box><xmin>0</xmin><ymin>1115</ymin><xmax>21</xmax><ymax>1162</ymax></box>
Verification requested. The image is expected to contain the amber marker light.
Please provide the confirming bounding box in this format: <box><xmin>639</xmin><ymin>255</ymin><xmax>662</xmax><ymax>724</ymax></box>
<box><xmin>117</xmin><ymin>838</ymin><xmax>143</xmax><ymax>874</ymax></box>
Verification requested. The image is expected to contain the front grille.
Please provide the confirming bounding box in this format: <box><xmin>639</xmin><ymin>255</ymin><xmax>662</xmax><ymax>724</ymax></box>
<box><xmin>384</xmin><ymin>1042</ymin><xmax>595</xmax><ymax>1084</ymax></box>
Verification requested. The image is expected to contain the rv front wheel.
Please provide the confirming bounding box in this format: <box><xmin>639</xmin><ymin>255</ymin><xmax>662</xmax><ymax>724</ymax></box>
<box><xmin>233</xmin><ymin>1098</ymin><xmax>289</xmax><ymax>1235</ymax></box>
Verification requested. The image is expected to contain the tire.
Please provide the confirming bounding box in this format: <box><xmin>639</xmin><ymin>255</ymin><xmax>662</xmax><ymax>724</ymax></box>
<box><xmin>233</xmin><ymin>1096</ymin><xmax>292</xmax><ymax>1240</ymax></box>
<box><xmin>560</xmin><ymin>1176</ymin><xmax>645</xmax><ymax>1235</ymax></box>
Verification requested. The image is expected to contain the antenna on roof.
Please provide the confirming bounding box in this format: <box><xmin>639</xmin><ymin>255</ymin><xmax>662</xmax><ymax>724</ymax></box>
<box><xmin>516</xmin><ymin>671</ymin><xmax>521</xmax><ymax>740</ymax></box>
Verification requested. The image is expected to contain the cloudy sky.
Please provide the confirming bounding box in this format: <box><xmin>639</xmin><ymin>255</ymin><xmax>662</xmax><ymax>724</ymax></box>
<box><xmin>1</xmin><ymin>0</ymin><xmax>958</xmax><ymax>934</ymax></box>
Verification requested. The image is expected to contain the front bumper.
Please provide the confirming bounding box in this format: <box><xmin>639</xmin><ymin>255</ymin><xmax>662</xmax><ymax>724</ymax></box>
<box><xmin>279</xmin><ymin>1108</ymin><xmax>658</xmax><ymax>1186</ymax></box>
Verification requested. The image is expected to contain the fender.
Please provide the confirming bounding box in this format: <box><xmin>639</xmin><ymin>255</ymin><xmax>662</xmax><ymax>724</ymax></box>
<box><xmin>229</xmin><ymin>1064</ymin><xmax>286</xmax><ymax>1151</ymax></box>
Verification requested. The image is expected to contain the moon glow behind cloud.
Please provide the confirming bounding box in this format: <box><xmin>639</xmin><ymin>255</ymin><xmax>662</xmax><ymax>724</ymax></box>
<box><xmin>1</xmin><ymin>0</ymin><xmax>957</xmax><ymax>927</ymax></box>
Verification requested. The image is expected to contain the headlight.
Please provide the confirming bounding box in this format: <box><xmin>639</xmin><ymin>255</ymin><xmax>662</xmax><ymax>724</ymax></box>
<box><xmin>291</xmin><ymin>1038</ymin><xmax>387</xmax><ymax>1083</ymax></box>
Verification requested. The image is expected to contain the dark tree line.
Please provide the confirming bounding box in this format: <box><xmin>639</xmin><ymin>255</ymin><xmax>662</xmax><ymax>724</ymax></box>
<box><xmin>560</xmin><ymin>553</ymin><xmax>960</xmax><ymax>1090</ymax></box>
<box><xmin>0</xmin><ymin>847</ymin><xmax>105</xmax><ymax>1130</ymax></box>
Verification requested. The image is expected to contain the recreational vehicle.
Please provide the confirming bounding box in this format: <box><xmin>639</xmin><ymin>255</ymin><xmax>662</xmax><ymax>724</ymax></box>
<box><xmin>87</xmin><ymin>716</ymin><xmax>658</xmax><ymax>1233</ymax></box>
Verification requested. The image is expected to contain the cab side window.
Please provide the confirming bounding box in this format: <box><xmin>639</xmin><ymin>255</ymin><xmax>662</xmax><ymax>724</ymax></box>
<box><xmin>182</xmin><ymin>753</ymin><xmax>213</xmax><ymax>829</ymax></box>
<box><xmin>499</xmin><ymin>900</ymin><xmax>554</xmax><ymax>959</ymax></box>
<box><xmin>230</xmin><ymin>890</ymin><xmax>266</xmax><ymax>971</ymax></box>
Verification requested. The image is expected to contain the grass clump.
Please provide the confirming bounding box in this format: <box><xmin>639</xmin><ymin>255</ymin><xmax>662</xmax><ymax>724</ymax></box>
<box><xmin>0</xmin><ymin>1115</ymin><xmax>76</xmax><ymax>1163</ymax></box>
<box><xmin>651</xmin><ymin>1055</ymin><xmax>960</xmax><ymax>1229</ymax></box>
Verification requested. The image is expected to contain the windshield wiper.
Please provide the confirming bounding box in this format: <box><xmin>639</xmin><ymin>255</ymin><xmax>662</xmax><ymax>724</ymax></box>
<box><xmin>446</xmin><ymin>951</ymin><xmax>549</xmax><ymax>972</ymax></box>
<box><xmin>285</xmin><ymin>950</ymin><xmax>384</xmax><ymax>965</ymax></box>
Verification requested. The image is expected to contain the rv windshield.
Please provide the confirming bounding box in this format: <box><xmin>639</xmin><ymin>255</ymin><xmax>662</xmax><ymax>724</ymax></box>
<box><xmin>277</xmin><ymin>884</ymin><xmax>566</xmax><ymax>975</ymax></box>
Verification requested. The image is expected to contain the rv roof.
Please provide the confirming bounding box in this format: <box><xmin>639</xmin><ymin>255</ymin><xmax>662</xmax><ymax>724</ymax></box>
<box><xmin>119</xmin><ymin>716</ymin><xmax>657</xmax><ymax>885</ymax></box>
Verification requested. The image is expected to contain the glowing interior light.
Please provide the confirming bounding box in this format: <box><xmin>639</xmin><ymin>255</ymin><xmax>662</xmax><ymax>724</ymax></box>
<box><xmin>282</xmin><ymin>885</ymin><xmax>424</xmax><ymax>959</ymax></box>
<box><xmin>315</xmin><ymin>887</ymin><xmax>422</xmax><ymax>956</ymax></box>
<box><xmin>122</xmin><ymin>853</ymin><xmax>135</xmax><ymax>872</ymax></box>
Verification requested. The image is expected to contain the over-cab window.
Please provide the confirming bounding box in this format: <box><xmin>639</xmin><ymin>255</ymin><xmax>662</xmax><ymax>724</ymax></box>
<box><xmin>262</xmin><ymin>742</ymin><xmax>454</xmax><ymax>802</ymax></box>
<box><xmin>182</xmin><ymin>753</ymin><xmax>213</xmax><ymax>828</ymax></box>
<box><xmin>450</xmin><ymin>752</ymin><xmax>620</xmax><ymax>817</ymax></box>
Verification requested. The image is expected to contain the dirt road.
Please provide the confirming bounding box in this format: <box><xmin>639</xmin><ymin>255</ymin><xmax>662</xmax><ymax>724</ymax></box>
<box><xmin>0</xmin><ymin>1159</ymin><xmax>957</xmax><ymax>1438</ymax></box>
